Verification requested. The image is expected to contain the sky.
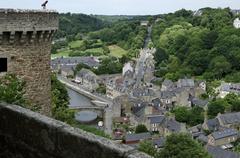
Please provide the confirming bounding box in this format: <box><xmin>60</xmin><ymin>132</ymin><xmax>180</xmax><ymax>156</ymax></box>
<box><xmin>1</xmin><ymin>0</ymin><xmax>240</xmax><ymax>15</ymax></box>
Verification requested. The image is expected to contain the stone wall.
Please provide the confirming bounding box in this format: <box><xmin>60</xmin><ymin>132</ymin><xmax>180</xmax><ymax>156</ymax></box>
<box><xmin>0</xmin><ymin>103</ymin><xmax>152</xmax><ymax>158</ymax></box>
<box><xmin>0</xmin><ymin>9</ymin><xmax>59</xmax><ymax>115</ymax></box>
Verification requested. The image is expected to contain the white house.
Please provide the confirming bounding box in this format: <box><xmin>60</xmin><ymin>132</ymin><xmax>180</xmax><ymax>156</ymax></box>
<box><xmin>233</xmin><ymin>18</ymin><xmax>240</xmax><ymax>29</ymax></box>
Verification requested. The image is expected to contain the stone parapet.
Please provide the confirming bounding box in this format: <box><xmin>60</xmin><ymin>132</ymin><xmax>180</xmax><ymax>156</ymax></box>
<box><xmin>0</xmin><ymin>103</ymin><xmax>152</xmax><ymax>158</ymax></box>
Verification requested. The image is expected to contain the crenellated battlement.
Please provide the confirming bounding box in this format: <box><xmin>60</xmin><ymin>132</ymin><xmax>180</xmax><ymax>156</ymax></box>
<box><xmin>0</xmin><ymin>9</ymin><xmax>59</xmax><ymax>115</ymax></box>
<box><xmin>0</xmin><ymin>30</ymin><xmax>56</xmax><ymax>45</ymax></box>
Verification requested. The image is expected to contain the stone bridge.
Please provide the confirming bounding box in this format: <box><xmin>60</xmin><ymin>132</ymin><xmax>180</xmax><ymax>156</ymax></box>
<box><xmin>69</xmin><ymin>106</ymin><xmax>106</xmax><ymax>118</ymax></box>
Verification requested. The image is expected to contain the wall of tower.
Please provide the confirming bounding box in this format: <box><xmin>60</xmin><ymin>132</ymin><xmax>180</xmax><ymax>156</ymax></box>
<box><xmin>0</xmin><ymin>9</ymin><xmax>59</xmax><ymax>116</ymax></box>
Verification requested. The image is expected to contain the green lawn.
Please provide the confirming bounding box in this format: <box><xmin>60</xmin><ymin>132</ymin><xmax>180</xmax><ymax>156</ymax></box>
<box><xmin>69</xmin><ymin>40</ymin><xmax>84</xmax><ymax>49</ymax></box>
<box><xmin>108</xmin><ymin>45</ymin><xmax>128</xmax><ymax>58</ymax></box>
<box><xmin>51</xmin><ymin>50</ymin><xmax>72</xmax><ymax>58</ymax></box>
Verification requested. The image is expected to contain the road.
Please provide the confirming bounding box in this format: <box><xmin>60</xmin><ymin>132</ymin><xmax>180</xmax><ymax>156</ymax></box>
<box><xmin>57</xmin><ymin>76</ymin><xmax>113</xmax><ymax>135</ymax></box>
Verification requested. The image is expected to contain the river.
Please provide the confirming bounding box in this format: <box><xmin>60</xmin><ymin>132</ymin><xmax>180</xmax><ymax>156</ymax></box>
<box><xmin>66</xmin><ymin>87</ymin><xmax>94</xmax><ymax>107</ymax></box>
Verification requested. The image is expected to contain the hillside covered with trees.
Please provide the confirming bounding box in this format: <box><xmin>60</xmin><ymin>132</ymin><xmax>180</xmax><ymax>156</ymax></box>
<box><xmin>152</xmin><ymin>8</ymin><xmax>240</xmax><ymax>82</ymax></box>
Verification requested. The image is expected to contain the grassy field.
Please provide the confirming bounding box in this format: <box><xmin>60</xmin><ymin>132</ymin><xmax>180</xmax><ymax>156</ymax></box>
<box><xmin>69</xmin><ymin>40</ymin><xmax>84</xmax><ymax>49</ymax></box>
<box><xmin>51</xmin><ymin>50</ymin><xmax>72</xmax><ymax>58</ymax></box>
<box><xmin>108</xmin><ymin>45</ymin><xmax>128</xmax><ymax>58</ymax></box>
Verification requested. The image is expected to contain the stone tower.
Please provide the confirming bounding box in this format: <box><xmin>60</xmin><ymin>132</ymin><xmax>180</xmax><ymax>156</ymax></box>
<box><xmin>0</xmin><ymin>9</ymin><xmax>58</xmax><ymax>115</ymax></box>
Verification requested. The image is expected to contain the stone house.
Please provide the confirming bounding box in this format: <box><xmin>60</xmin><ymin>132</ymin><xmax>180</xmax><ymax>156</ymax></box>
<box><xmin>234</xmin><ymin>18</ymin><xmax>240</xmax><ymax>29</ymax></box>
<box><xmin>152</xmin><ymin>137</ymin><xmax>166</xmax><ymax>149</ymax></box>
<box><xmin>163</xmin><ymin>118</ymin><xmax>187</xmax><ymax>136</ymax></box>
<box><xmin>202</xmin><ymin>118</ymin><xmax>220</xmax><ymax>132</ymax></box>
<box><xmin>218</xmin><ymin>83</ymin><xmax>240</xmax><ymax>98</ymax></box>
<box><xmin>208</xmin><ymin>128</ymin><xmax>238</xmax><ymax>147</ymax></box>
<box><xmin>161</xmin><ymin>79</ymin><xmax>175</xmax><ymax>91</ymax></box>
<box><xmin>75</xmin><ymin>68</ymin><xmax>99</xmax><ymax>91</ymax></box>
<box><xmin>145</xmin><ymin>115</ymin><xmax>166</xmax><ymax>132</ymax></box>
<box><xmin>132</xmin><ymin>87</ymin><xmax>156</xmax><ymax>102</ymax></box>
<box><xmin>124</xmin><ymin>132</ymin><xmax>151</xmax><ymax>145</ymax></box>
<box><xmin>106</xmin><ymin>77</ymin><xmax>125</xmax><ymax>99</ymax></box>
<box><xmin>217</xmin><ymin>112</ymin><xmax>240</xmax><ymax>130</ymax></box>
<box><xmin>207</xmin><ymin>145</ymin><xmax>240</xmax><ymax>158</ymax></box>
<box><xmin>61</xmin><ymin>67</ymin><xmax>74</xmax><ymax>78</ymax></box>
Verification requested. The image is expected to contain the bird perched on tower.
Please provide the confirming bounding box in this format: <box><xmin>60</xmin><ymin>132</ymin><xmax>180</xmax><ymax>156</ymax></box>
<box><xmin>41</xmin><ymin>0</ymin><xmax>48</xmax><ymax>9</ymax></box>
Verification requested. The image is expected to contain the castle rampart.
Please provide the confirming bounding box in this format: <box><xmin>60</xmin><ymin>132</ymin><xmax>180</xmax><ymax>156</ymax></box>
<box><xmin>0</xmin><ymin>9</ymin><xmax>59</xmax><ymax>115</ymax></box>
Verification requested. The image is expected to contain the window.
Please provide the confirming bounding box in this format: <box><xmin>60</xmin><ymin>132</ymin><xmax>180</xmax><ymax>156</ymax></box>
<box><xmin>0</xmin><ymin>58</ymin><xmax>7</xmax><ymax>72</ymax></box>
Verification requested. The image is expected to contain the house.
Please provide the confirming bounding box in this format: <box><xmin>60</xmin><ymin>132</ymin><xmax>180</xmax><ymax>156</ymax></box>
<box><xmin>122</xmin><ymin>62</ymin><xmax>134</xmax><ymax>77</ymax></box>
<box><xmin>161</xmin><ymin>79</ymin><xmax>175</xmax><ymax>91</ymax></box>
<box><xmin>164</xmin><ymin>118</ymin><xmax>187</xmax><ymax>136</ymax></box>
<box><xmin>231</xmin><ymin>9</ymin><xmax>240</xmax><ymax>15</ymax></box>
<box><xmin>218</xmin><ymin>82</ymin><xmax>240</xmax><ymax>98</ymax></box>
<box><xmin>202</xmin><ymin>118</ymin><xmax>220</xmax><ymax>132</ymax></box>
<box><xmin>124</xmin><ymin>132</ymin><xmax>151</xmax><ymax>145</ymax></box>
<box><xmin>207</xmin><ymin>145</ymin><xmax>240</xmax><ymax>158</ymax></box>
<box><xmin>132</xmin><ymin>87</ymin><xmax>156</xmax><ymax>102</ymax></box>
<box><xmin>188</xmin><ymin>124</ymin><xmax>204</xmax><ymax>138</ymax></box>
<box><xmin>61</xmin><ymin>67</ymin><xmax>74</xmax><ymax>78</ymax></box>
<box><xmin>75</xmin><ymin>68</ymin><xmax>99</xmax><ymax>91</ymax></box>
<box><xmin>234</xmin><ymin>18</ymin><xmax>240</xmax><ymax>29</ymax></box>
<box><xmin>191</xmin><ymin>97</ymin><xmax>208</xmax><ymax>110</ymax></box>
<box><xmin>51</xmin><ymin>56</ymin><xmax>100</xmax><ymax>71</ymax></box>
<box><xmin>208</xmin><ymin>128</ymin><xmax>238</xmax><ymax>147</ymax></box>
<box><xmin>217</xmin><ymin>112</ymin><xmax>240</xmax><ymax>129</ymax></box>
<box><xmin>196</xmin><ymin>134</ymin><xmax>208</xmax><ymax>145</ymax></box>
<box><xmin>140</xmin><ymin>21</ymin><xmax>149</xmax><ymax>26</ymax></box>
<box><xmin>177</xmin><ymin>78</ymin><xmax>195</xmax><ymax>88</ymax></box>
<box><xmin>145</xmin><ymin>115</ymin><xmax>166</xmax><ymax>132</ymax></box>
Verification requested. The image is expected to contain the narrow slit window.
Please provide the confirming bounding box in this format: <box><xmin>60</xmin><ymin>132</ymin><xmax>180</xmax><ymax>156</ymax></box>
<box><xmin>0</xmin><ymin>58</ymin><xmax>7</xmax><ymax>72</ymax></box>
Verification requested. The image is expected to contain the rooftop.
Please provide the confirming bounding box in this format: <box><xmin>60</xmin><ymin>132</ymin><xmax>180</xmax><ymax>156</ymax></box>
<box><xmin>211</xmin><ymin>128</ymin><xmax>238</xmax><ymax>140</ymax></box>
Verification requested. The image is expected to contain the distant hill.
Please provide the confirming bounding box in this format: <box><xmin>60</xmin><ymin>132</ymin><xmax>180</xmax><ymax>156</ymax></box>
<box><xmin>55</xmin><ymin>13</ymin><xmax>107</xmax><ymax>38</ymax></box>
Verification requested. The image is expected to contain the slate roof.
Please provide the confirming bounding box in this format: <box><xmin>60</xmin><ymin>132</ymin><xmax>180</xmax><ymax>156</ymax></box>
<box><xmin>191</xmin><ymin>98</ymin><xmax>208</xmax><ymax>108</ymax></box>
<box><xmin>51</xmin><ymin>57</ymin><xmax>100</xmax><ymax>68</ymax></box>
<box><xmin>219</xmin><ymin>112</ymin><xmax>240</xmax><ymax>125</ymax></box>
<box><xmin>160</xmin><ymin>91</ymin><xmax>176</xmax><ymax>99</ymax></box>
<box><xmin>165</xmin><ymin>119</ymin><xmax>182</xmax><ymax>132</ymax></box>
<box><xmin>152</xmin><ymin>98</ymin><xmax>161</xmax><ymax>107</ymax></box>
<box><xmin>211</xmin><ymin>128</ymin><xmax>238</xmax><ymax>140</ymax></box>
<box><xmin>206</xmin><ymin>118</ymin><xmax>220</xmax><ymax>131</ymax></box>
<box><xmin>196</xmin><ymin>134</ymin><xmax>208</xmax><ymax>144</ymax></box>
<box><xmin>153</xmin><ymin>137</ymin><xmax>166</xmax><ymax>148</ymax></box>
<box><xmin>221</xmin><ymin>83</ymin><xmax>240</xmax><ymax>94</ymax></box>
<box><xmin>125</xmin><ymin>132</ymin><xmax>151</xmax><ymax>142</ymax></box>
<box><xmin>207</xmin><ymin>145</ymin><xmax>240</xmax><ymax>158</ymax></box>
<box><xmin>132</xmin><ymin>88</ymin><xmax>155</xmax><ymax>97</ymax></box>
<box><xmin>76</xmin><ymin>68</ymin><xmax>98</xmax><ymax>82</ymax></box>
<box><xmin>162</xmin><ymin>79</ymin><xmax>174</xmax><ymax>88</ymax></box>
<box><xmin>177</xmin><ymin>79</ymin><xmax>195</xmax><ymax>88</ymax></box>
<box><xmin>148</xmin><ymin>115</ymin><xmax>166</xmax><ymax>124</ymax></box>
<box><xmin>131</xmin><ymin>102</ymin><xmax>149</xmax><ymax>118</ymax></box>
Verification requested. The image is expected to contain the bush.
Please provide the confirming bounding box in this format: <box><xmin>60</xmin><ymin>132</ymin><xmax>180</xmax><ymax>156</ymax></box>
<box><xmin>135</xmin><ymin>124</ymin><xmax>148</xmax><ymax>133</ymax></box>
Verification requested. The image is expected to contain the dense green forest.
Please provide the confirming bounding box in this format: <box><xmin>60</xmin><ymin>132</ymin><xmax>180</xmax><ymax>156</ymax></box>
<box><xmin>152</xmin><ymin>8</ymin><xmax>240</xmax><ymax>82</ymax></box>
<box><xmin>55</xmin><ymin>13</ymin><xmax>107</xmax><ymax>39</ymax></box>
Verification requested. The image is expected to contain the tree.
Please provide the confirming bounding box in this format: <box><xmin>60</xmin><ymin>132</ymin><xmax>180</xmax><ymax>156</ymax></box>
<box><xmin>208</xmin><ymin>99</ymin><xmax>226</xmax><ymax>118</ymax></box>
<box><xmin>0</xmin><ymin>74</ymin><xmax>27</xmax><ymax>107</ymax></box>
<box><xmin>138</xmin><ymin>140</ymin><xmax>156</xmax><ymax>157</ymax></box>
<box><xmin>135</xmin><ymin>124</ymin><xmax>148</xmax><ymax>134</ymax></box>
<box><xmin>209</xmin><ymin>56</ymin><xmax>231</xmax><ymax>79</ymax></box>
<box><xmin>156</xmin><ymin>134</ymin><xmax>211</xmax><ymax>158</ymax></box>
<box><xmin>51</xmin><ymin>74</ymin><xmax>74</xmax><ymax>124</ymax></box>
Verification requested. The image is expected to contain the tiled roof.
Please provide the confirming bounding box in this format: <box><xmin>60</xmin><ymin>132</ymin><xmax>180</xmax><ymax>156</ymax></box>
<box><xmin>153</xmin><ymin>137</ymin><xmax>166</xmax><ymax>148</ymax></box>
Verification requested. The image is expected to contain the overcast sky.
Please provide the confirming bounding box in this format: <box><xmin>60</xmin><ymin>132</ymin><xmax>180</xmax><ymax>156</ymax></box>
<box><xmin>1</xmin><ymin>0</ymin><xmax>240</xmax><ymax>15</ymax></box>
